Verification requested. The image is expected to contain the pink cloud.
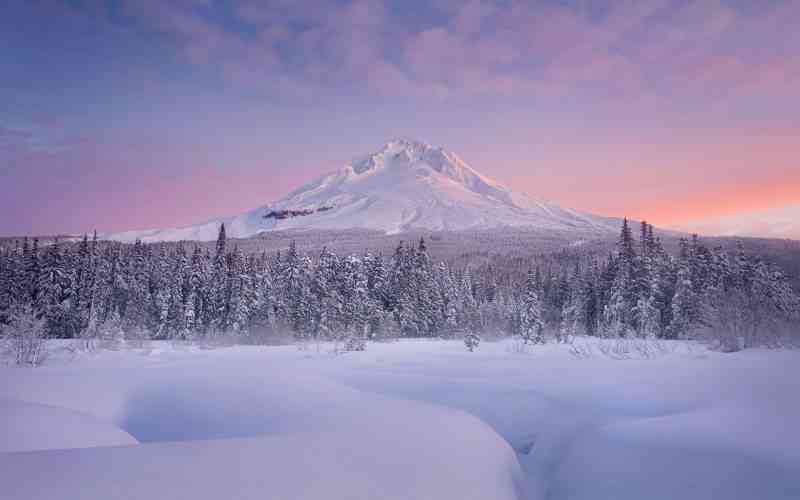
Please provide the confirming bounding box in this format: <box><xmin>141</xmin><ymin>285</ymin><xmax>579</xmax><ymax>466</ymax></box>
<box><xmin>122</xmin><ymin>0</ymin><xmax>240</xmax><ymax>65</ymax></box>
<box><xmin>0</xmin><ymin>121</ymin><xmax>88</xmax><ymax>154</ymax></box>
<box><xmin>102</xmin><ymin>0</ymin><xmax>800</xmax><ymax>102</ymax></box>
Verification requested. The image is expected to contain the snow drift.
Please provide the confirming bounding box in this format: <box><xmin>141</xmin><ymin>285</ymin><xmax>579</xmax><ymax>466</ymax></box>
<box><xmin>0</xmin><ymin>399</ymin><xmax>137</xmax><ymax>453</ymax></box>
<box><xmin>2</xmin><ymin>340</ymin><xmax>799</xmax><ymax>500</ymax></box>
<box><xmin>0</xmin><ymin>346</ymin><xmax>522</xmax><ymax>500</ymax></box>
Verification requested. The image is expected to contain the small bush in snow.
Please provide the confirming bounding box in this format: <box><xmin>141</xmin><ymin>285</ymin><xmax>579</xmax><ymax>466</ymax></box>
<box><xmin>575</xmin><ymin>338</ymin><xmax>682</xmax><ymax>360</ymax></box>
<box><xmin>464</xmin><ymin>333</ymin><xmax>480</xmax><ymax>352</ymax></box>
<box><xmin>344</xmin><ymin>335</ymin><xmax>367</xmax><ymax>352</ymax></box>
<box><xmin>506</xmin><ymin>336</ymin><xmax>531</xmax><ymax>354</ymax></box>
<box><xmin>568</xmin><ymin>340</ymin><xmax>594</xmax><ymax>359</ymax></box>
<box><xmin>2</xmin><ymin>306</ymin><xmax>47</xmax><ymax>366</ymax></box>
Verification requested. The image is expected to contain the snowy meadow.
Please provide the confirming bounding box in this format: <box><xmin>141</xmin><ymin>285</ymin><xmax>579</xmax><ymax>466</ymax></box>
<box><xmin>2</xmin><ymin>337</ymin><xmax>799</xmax><ymax>500</ymax></box>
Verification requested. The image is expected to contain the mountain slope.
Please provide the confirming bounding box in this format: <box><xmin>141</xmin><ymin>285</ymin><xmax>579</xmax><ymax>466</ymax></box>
<box><xmin>108</xmin><ymin>139</ymin><xmax>618</xmax><ymax>242</ymax></box>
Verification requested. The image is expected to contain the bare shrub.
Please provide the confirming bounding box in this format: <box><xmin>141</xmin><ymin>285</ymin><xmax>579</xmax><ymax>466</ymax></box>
<box><xmin>464</xmin><ymin>333</ymin><xmax>480</xmax><ymax>352</ymax></box>
<box><xmin>240</xmin><ymin>324</ymin><xmax>295</xmax><ymax>346</ymax></box>
<box><xmin>587</xmin><ymin>338</ymin><xmax>681</xmax><ymax>360</ymax></box>
<box><xmin>2</xmin><ymin>306</ymin><xmax>47</xmax><ymax>366</ymax></box>
<box><xmin>197</xmin><ymin>330</ymin><xmax>240</xmax><ymax>349</ymax></box>
<box><xmin>344</xmin><ymin>335</ymin><xmax>367</xmax><ymax>352</ymax></box>
<box><xmin>124</xmin><ymin>325</ymin><xmax>152</xmax><ymax>350</ymax></box>
<box><xmin>596</xmin><ymin>339</ymin><xmax>633</xmax><ymax>360</ymax></box>
<box><xmin>568</xmin><ymin>339</ymin><xmax>594</xmax><ymax>359</ymax></box>
<box><xmin>506</xmin><ymin>336</ymin><xmax>530</xmax><ymax>354</ymax></box>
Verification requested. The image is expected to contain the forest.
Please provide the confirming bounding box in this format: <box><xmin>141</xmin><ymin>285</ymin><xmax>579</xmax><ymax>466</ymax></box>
<box><xmin>1</xmin><ymin>220</ymin><xmax>798</xmax><ymax>354</ymax></box>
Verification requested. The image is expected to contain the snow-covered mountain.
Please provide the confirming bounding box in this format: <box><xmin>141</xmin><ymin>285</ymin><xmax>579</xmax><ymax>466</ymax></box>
<box><xmin>108</xmin><ymin>139</ymin><xmax>618</xmax><ymax>242</ymax></box>
<box><xmin>676</xmin><ymin>203</ymin><xmax>800</xmax><ymax>240</ymax></box>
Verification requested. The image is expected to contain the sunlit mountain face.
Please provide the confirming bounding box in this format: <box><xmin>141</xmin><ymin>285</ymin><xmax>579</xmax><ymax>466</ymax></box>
<box><xmin>107</xmin><ymin>139</ymin><xmax>619</xmax><ymax>242</ymax></box>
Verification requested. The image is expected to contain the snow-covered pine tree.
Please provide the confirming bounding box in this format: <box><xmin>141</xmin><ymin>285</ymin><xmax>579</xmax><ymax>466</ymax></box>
<box><xmin>0</xmin><ymin>240</ymin><xmax>22</xmax><ymax>324</ymax></box>
<box><xmin>365</xmin><ymin>253</ymin><xmax>388</xmax><ymax>308</ymax></box>
<box><xmin>185</xmin><ymin>245</ymin><xmax>205</xmax><ymax>336</ymax></box>
<box><xmin>147</xmin><ymin>246</ymin><xmax>171</xmax><ymax>338</ymax></box>
<box><xmin>364</xmin><ymin>253</ymin><xmax>390</xmax><ymax>338</ymax></box>
<box><xmin>24</xmin><ymin>237</ymin><xmax>41</xmax><ymax>308</ymax></box>
<box><xmin>412</xmin><ymin>238</ymin><xmax>442</xmax><ymax>336</ymax></box>
<box><xmin>665</xmin><ymin>237</ymin><xmax>704</xmax><ymax>339</ymax></box>
<box><xmin>338</xmin><ymin>255</ymin><xmax>371</xmax><ymax>347</ymax></box>
<box><xmin>582</xmin><ymin>258</ymin><xmax>601</xmax><ymax>336</ymax></box>
<box><xmin>435</xmin><ymin>262</ymin><xmax>459</xmax><ymax>337</ymax></box>
<box><xmin>308</xmin><ymin>247</ymin><xmax>338</xmax><ymax>340</ymax></box>
<box><xmin>122</xmin><ymin>241</ymin><xmax>150</xmax><ymax>339</ymax></box>
<box><xmin>248</xmin><ymin>251</ymin><xmax>274</xmax><ymax>336</ymax></box>
<box><xmin>458</xmin><ymin>268</ymin><xmax>480</xmax><ymax>335</ymax></box>
<box><xmin>520</xmin><ymin>269</ymin><xmax>545</xmax><ymax>344</ymax></box>
<box><xmin>208</xmin><ymin>224</ymin><xmax>229</xmax><ymax>335</ymax></box>
<box><xmin>38</xmin><ymin>239</ymin><xmax>74</xmax><ymax>338</ymax></box>
<box><xmin>603</xmin><ymin>259</ymin><xmax>630</xmax><ymax>338</ymax></box>
<box><xmin>280</xmin><ymin>241</ymin><xmax>312</xmax><ymax>338</ymax></box>
<box><xmin>163</xmin><ymin>243</ymin><xmax>188</xmax><ymax>339</ymax></box>
<box><xmin>227</xmin><ymin>246</ymin><xmax>253</xmax><ymax>335</ymax></box>
<box><xmin>669</xmin><ymin>257</ymin><xmax>696</xmax><ymax>339</ymax></box>
<box><xmin>390</xmin><ymin>242</ymin><xmax>420</xmax><ymax>336</ymax></box>
<box><xmin>73</xmin><ymin>233</ymin><xmax>102</xmax><ymax>344</ymax></box>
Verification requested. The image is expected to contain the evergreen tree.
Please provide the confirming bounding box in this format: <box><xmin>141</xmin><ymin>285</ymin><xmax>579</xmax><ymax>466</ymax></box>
<box><xmin>309</xmin><ymin>247</ymin><xmax>338</xmax><ymax>340</ymax></box>
<box><xmin>25</xmin><ymin>238</ymin><xmax>41</xmax><ymax>307</ymax></box>
<box><xmin>519</xmin><ymin>270</ymin><xmax>545</xmax><ymax>344</ymax></box>
<box><xmin>669</xmin><ymin>258</ymin><xmax>696</xmax><ymax>339</ymax></box>
<box><xmin>279</xmin><ymin>241</ymin><xmax>311</xmax><ymax>338</ymax></box>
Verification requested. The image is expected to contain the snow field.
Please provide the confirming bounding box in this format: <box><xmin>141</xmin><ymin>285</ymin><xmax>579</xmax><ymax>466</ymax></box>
<box><xmin>0</xmin><ymin>341</ymin><xmax>523</xmax><ymax>500</ymax></box>
<box><xmin>1</xmin><ymin>338</ymin><xmax>799</xmax><ymax>500</ymax></box>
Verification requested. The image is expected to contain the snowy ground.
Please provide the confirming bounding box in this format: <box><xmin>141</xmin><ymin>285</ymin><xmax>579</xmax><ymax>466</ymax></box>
<box><xmin>1</xmin><ymin>338</ymin><xmax>799</xmax><ymax>500</ymax></box>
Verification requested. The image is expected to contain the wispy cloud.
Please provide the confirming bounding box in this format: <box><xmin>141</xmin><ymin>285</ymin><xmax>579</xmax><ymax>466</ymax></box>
<box><xmin>0</xmin><ymin>120</ymin><xmax>87</xmax><ymax>154</ymax></box>
<box><xmin>96</xmin><ymin>0</ymin><xmax>800</xmax><ymax>101</ymax></box>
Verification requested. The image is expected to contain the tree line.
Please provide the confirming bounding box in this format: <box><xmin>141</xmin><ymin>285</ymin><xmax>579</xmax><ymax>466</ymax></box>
<box><xmin>1</xmin><ymin>220</ymin><xmax>797</xmax><ymax>351</ymax></box>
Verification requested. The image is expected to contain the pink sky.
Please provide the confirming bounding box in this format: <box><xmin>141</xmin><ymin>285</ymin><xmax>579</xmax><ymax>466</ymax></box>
<box><xmin>2</xmin><ymin>0</ymin><xmax>799</xmax><ymax>237</ymax></box>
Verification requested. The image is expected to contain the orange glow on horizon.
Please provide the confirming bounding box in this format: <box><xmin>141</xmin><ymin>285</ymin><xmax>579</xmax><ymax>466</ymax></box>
<box><xmin>499</xmin><ymin>124</ymin><xmax>800</xmax><ymax>229</ymax></box>
<box><xmin>634</xmin><ymin>176</ymin><xmax>800</xmax><ymax>226</ymax></box>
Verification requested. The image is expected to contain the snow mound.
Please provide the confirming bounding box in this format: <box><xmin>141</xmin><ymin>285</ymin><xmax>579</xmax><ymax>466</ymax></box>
<box><xmin>3</xmin><ymin>340</ymin><xmax>799</xmax><ymax>500</ymax></box>
<box><xmin>106</xmin><ymin>139</ymin><xmax>617</xmax><ymax>242</ymax></box>
<box><xmin>0</xmin><ymin>420</ymin><xmax>520</xmax><ymax>500</ymax></box>
<box><xmin>0</xmin><ymin>346</ymin><xmax>522</xmax><ymax>500</ymax></box>
<box><xmin>556</xmin><ymin>406</ymin><xmax>800</xmax><ymax>500</ymax></box>
<box><xmin>0</xmin><ymin>399</ymin><xmax>137</xmax><ymax>453</ymax></box>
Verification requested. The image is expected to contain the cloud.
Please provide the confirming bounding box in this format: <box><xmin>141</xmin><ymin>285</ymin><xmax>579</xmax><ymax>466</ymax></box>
<box><xmin>0</xmin><ymin>121</ymin><xmax>87</xmax><ymax>155</ymax></box>
<box><xmin>121</xmin><ymin>0</ymin><xmax>241</xmax><ymax>64</ymax></box>
<box><xmin>91</xmin><ymin>0</ymin><xmax>800</xmax><ymax>102</ymax></box>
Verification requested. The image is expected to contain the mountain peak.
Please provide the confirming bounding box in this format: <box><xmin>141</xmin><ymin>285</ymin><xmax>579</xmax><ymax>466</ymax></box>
<box><xmin>383</xmin><ymin>138</ymin><xmax>432</xmax><ymax>151</ymax></box>
<box><xmin>106</xmin><ymin>140</ymin><xmax>618</xmax><ymax>242</ymax></box>
<box><xmin>351</xmin><ymin>138</ymin><xmax>442</xmax><ymax>174</ymax></box>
